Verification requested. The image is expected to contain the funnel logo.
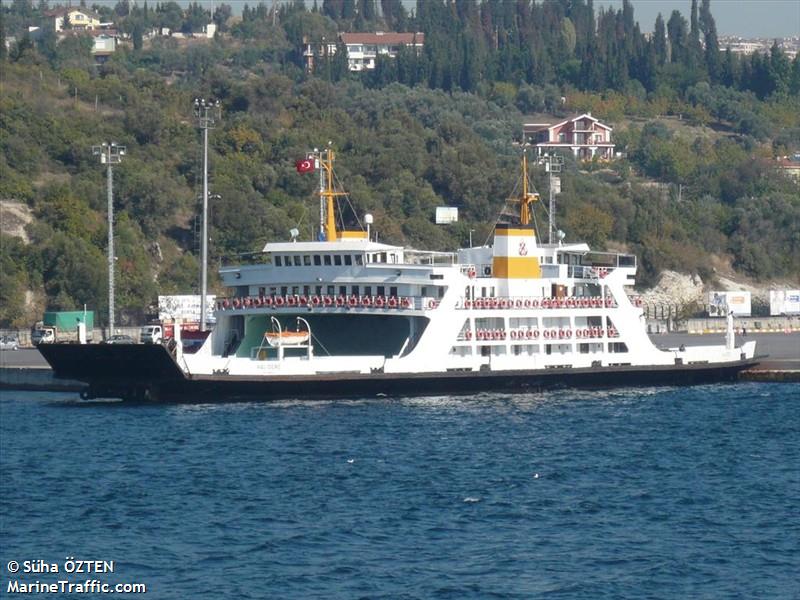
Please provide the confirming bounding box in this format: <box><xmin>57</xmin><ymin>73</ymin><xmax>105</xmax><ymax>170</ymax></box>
<box><xmin>518</xmin><ymin>241</ymin><xmax>528</xmax><ymax>256</ymax></box>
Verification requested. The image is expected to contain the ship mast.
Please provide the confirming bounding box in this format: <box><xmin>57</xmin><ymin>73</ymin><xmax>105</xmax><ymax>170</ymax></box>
<box><xmin>317</xmin><ymin>146</ymin><xmax>347</xmax><ymax>242</ymax></box>
<box><xmin>519</xmin><ymin>151</ymin><xmax>539</xmax><ymax>225</ymax></box>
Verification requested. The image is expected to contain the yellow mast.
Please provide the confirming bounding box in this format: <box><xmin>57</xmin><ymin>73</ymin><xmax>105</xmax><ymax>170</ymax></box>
<box><xmin>319</xmin><ymin>148</ymin><xmax>346</xmax><ymax>242</ymax></box>
<box><xmin>519</xmin><ymin>152</ymin><xmax>539</xmax><ymax>225</ymax></box>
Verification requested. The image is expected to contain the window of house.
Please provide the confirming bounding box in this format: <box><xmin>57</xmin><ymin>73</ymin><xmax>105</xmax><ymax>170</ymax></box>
<box><xmin>275</xmin><ymin>256</ymin><xmax>282</xmax><ymax>267</ymax></box>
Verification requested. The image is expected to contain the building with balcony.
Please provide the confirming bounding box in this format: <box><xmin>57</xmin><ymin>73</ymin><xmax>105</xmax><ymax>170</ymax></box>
<box><xmin>304</xmin><ymin>31</ymin><xmax>424</xmax><ymax>72</ymax></box>
<box><xmin>524</xmin><ymin>113</ymin><xmax>615</xmax><ymax>161</ymax></box>
<box><xmin>46</xmin><ymin>7</ymin><xmax>104</xmax><ymax>32</ymax></box>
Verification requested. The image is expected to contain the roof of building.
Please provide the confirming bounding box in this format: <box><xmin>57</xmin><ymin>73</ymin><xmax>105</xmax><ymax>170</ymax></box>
<box><xmin>340</xmin><ymin>32</ymin><xmax>425</xmax><ymax>45</ymax></box>
<box><xmin>45</xmin><ymin>7</ymin><xmax>103</xmax><ymax>20</ymax></box>
<box><xmin>523</xmin><ymin>113</ymin><xmax>613</xmax><ymax>133</ymax></box>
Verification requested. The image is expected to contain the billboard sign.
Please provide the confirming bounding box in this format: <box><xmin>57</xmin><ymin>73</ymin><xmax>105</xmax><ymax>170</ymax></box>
<box><xmin>708</xmin><ymin>291</ymin><xmax>751</xmax><ymax>317</ymax></box>
<box><xmin>769</xmin><ymin>290</ymin><xmax>800</xmax><ymax>316</ymax></box>
<box><xmin>158</xmin><ymin>295</ymin><xmax>216</xmax><ymax>323</ymax></box>
<box><xmin>435</xmin><ymin>206</ymin><xmax>458</xmax><ymax>224</ymax></box>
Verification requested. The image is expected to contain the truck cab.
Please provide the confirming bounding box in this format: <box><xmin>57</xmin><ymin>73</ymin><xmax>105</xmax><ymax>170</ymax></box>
<box><xmin>32</xmin><ymin>326</ymin><xmax>56</xmax><ymax>345</ymax></box>
<box><xmin>140</xmin><ymin>325</ymin><xmax>163</xmax><ymax>344</ymax></box>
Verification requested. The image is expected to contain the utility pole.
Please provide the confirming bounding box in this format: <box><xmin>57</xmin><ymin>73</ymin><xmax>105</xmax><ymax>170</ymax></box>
<box><xmin>194</xmin><ymin>98</ymin><xmax>220</xmax><ymax>332</ymax></box>
<box><xmin>539</xmin><ymin>153</ymin><xmax>563</xmax><ymax>244</ymax></box>
<box><xmin>92</xmin><ymin>142</ymin><xmax>125</xmax><ymax>337</ymax></box>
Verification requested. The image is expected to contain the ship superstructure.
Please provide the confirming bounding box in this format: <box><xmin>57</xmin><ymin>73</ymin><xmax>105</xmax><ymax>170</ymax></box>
<box><xmin>177</xmin><ymin>149</ymin><xmax>755</xmax><ymax>379</ymax></box>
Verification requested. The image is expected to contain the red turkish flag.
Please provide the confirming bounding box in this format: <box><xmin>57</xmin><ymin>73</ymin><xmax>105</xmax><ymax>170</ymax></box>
<box><xmin>295</xmin><ymin>158</ymin><xmax>314</xmax><ymax>173</ymax></box>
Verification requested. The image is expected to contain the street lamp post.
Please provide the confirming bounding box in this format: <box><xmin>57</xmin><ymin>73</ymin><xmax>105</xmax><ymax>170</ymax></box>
<box><xmin>92</xmin><ymin>142</ymin><xmax>125</xmax><ymax>338</ymax></box>
<box><xmin>194</xmin><ymin>98</ymin><xmax>220</xmax><ymax>332</ymax></box>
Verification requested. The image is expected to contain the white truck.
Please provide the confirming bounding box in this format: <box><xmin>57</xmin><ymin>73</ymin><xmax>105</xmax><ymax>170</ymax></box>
<box><xmin>140</xmin><ymin>324</ymin><xmax>163</xmax><ymax>344</ymax></box>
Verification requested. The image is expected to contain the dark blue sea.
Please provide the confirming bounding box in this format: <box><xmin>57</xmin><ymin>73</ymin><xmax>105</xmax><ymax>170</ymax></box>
<box><xmin>1</xmin><ymin>384</ymin><xmax>798</xmax><ymax>599</ymax></box>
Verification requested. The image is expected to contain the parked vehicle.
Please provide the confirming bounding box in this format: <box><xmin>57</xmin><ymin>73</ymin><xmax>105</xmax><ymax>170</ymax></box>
<box><xmin>104</xmin><ymin>334</ymin><xmax>135</xmax><ymax>345</ymax></box>
<box><xmin>31</xmin><ymin>311</ymin><xmax>94</xmax><ymax>344</ymax></box>
<box><xmin>140</xmin><ymin>325</ymin><xmax>163</xmax><ymax>344</ymax></box>
<box><xmin>0</xmin><ymin>335</ymin><xmax>20</xmax><ymax>350</ymax></box>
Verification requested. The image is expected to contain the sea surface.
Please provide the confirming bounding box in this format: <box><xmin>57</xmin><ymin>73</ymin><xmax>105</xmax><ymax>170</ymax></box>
<box><xmin>1</xmin><ymin>384</ymin><xmax>798</xmax><ymax>599</ymax></box>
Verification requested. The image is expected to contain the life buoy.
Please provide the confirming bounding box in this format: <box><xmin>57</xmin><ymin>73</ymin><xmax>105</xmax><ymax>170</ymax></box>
<box><xmin>635</xmin><ymin>297</ymin><xmax>643</xmax><ymax>307</ymax></box>
<box><xmin>375</xmin><ymin>296</ymin><xmax>385</xmax><ymax>308</ymax></box>
<box><xmin>543</xmin><ymin>330</ymin><xmax>551</xmax><ymax>339</ymax></box>
<box><xmin>477</xmin><ymin>330</ymin><xmax>485</xmax><ymax>340</ymax></box>
<box><xmin>576</xmin><ymin>329</ymin><xmax>583</xmax><ymax>338</ymax></box>
<box><xmin>233</xmin><ymin>298</ymin><xmax>241</xmax><ymax>309</ymax></box>
<box><xmin>464</xmin><ymin>300</ymin><xmax>472</xmax><ymax>309</ymax></box>
<box><xmin>264</xmin><ymin>297</ymin><xmax>273</xmax><ymax>307</ymax></box>
<box><xmin>511</xmin><ymin>330</ymin><xmax>518</xmax><ymax>340</ymax></box>
<box><xmin>299</xmin><ymin>296</ymin><xmax>308</xmax><ymax>306</ymax></box>
<box><xmin>525</xmin><ymin>329</ymin><xmax>533</xmax><ymax>339</ymax></box>
<box><xmin>605</xmin><ymin>297</ymin><xmax>613</xmax><ymax>308</ymax></box>
<box><xmin>532</xmin><ymin>330</ymin><xmax>540</xmax><ymax>339</ymax></box>
<box><xmin>311</xmin><ymin>296</ymin><xmax>320</xmax><ymax>306</ymax></box>
<box><xmin>401</xmin><ymin>297</ymin><xmax>410</xmax><ymax>308</ymax></box>
<box><xmin>610</xmin><ymin>327</ymin><xmax>618</xmax><ymax>337</ymax></box>
<box><xmin>566</xmin><ymin>298</ymin><xmax>575</xmax><ymax>308</ymax></box>
<box><xmin>558</xmin><ymin>329</ymin><xmax>566</xmax><ymax>339</ymax></box>
<box><xmin>565</xmin><ymin>329</ymin><xmax>572</xmax><ymax>338</ymax></box>
<box><xmin>532</xmin><ymin>299</ymin><xmax>540</xmax><ymax>308</ymax></box>
<box><xmin>254</xmin><ymin>297</ymin><xmax>262</xmax><ymax>307</ymax></box>
<box><xmin>524</xmin><ymin>299</ymin><xmax>532</xmax><ymax>308</ymax></box>
<box><xmin>287</xmin><ymin>296</ymin><xmax>297</xmax><ymax>307</ymax></box>
<box><xmin>336</xmin><ymin>296</ymin><xmax>345</xmax><ymax>307</ymax></box>
<box><xmin>468</xmin><ymin>268</ymin><xmax>476</xmax><ymax>279</ymax></box>
<box><xmin>362</xmin><ymin>297</ymin><xmax>372</xmax><ymax>307</ymax></box>
<box><xmin>323</xmin><ymin>296</ymin><xmax>333</xmax><ymax>307</ymax></box>
<box><xmin>428</xmin><ymin>299</ymin><xmax>438</xmax><ymax>310</ymax></box>
<box><xmin>475</xmin><ymin>299</ymin><xmax>483</xmax><ymax>309</ymax></box>
<box><xmin>466</xmin><ymin>329</ymin><xmax>472</xmax><ymax>340</ymax></box>
<box><xmin>388</xmin><ymin>297</ymin><xmax>398</xmax><ymax>308</ymax></box>
<box><xmin>223</xmin><ymin>299</ymin><xmax>230</xmax><ymax>309</ymax></box>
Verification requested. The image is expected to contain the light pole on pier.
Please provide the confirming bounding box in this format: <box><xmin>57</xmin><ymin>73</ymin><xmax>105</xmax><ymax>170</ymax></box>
<box><xmin>194</xmin><ymin>98</ymin><xmax>220</xmax><ymax>332</ymax></box>
<box><xmin>92</xmin><ymin>142</ymin><xmax>125</xmax><ymax>337</ymax></box>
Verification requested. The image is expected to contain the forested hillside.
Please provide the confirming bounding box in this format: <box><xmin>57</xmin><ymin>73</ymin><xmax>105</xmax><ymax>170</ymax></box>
<box><xmin>1</xmin><ymin>0</ymin><xmax>798</xmax><ymax>327</ymax></box>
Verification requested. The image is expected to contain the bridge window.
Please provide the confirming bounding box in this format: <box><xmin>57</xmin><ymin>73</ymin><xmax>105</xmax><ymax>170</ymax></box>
<box><xmin>334</xmin><ymin>255</ymin><xmax>342</xmax><ymax>266</ymax></box>
<box><xmin>327</xmin><ymin>285</ymin><xmax>335</xmax><ymax>295</ymax></box>
<box><xmin>355</xmin><ymin>255</ymin><xmax>363</xmax><ymax>265</ymax></box>
<box><xmin>352</xmin><ymin>285</ymin><xmax>359</xmax><ymax>296</ymax></box>
<box><xmin>364</xmin><ymin>286</ymin><xmax>372</xmax><ymax>296</ymax></box>
<box><xmin>314</xmin><ymin>255</ymin><xmax>321</xmax><ymax>266</ymax></box>
<box><xmin>390</xmin><ymin>286</ymin><xmax>397</xmax><ymax>297</ymax></box>
<box><xmin>281</xmin><ymin>286</ymin><xmax>288</xmax><ymax>295</ymax></box>
<box><xmin>339</xmin><ymin>286</ymin><xmax>347</xmax><ymax>296</ymax></box>
<box><xmin>303</xmin><ymin>255</ymin><xmax>311</xmax><ymax>266</ymax></box>
<box><xmin>275</xmin><ymin>256</ymin><xmax>282</xmax><ymax>267</ymax></box>
<box><xmin>293</xmin><ymin>256</ymin><xmax>301</xmax><ymax>266</ymax></box>
<box><xmin>377</xmin><ymin>286</ymin><xmax>385</xmax><ymax>296</ymax></box>
<box><xmin>344</xmin><ymin>255</ymin><xmax>352</xmax><ymax>266</ymax></box>
<box><xmin>324</xmin><ymin>255</ymin><xmax>332</xmax><ymax>266</ymax></box>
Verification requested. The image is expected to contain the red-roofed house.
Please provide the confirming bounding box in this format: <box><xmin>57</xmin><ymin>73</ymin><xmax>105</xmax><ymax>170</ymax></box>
<box><xmin>304</xmin><ymin>31</ymin><xmax>424</xmax><ymax>72</ymax></box>
<box><xmin>524</xmin><ymin>113</ymin><xmax>615</xmax><ymax>161</ymax></box>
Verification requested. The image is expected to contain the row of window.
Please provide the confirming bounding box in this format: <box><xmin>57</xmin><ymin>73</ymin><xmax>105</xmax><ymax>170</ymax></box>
<box><xmin>272</xmin><ymin>252</ymin><xmax>399</xmax><ymax>268</ymax></box>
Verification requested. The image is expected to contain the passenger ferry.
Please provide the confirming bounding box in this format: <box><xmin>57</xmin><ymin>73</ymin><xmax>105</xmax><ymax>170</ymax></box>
<box><xmin>40</xmin><ymin>149</ymin><xmax>757</xmax><ymax>401</ymax></box>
